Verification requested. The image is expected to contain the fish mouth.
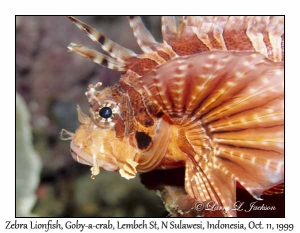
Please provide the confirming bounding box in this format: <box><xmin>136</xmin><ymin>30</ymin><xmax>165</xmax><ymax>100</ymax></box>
<box><xmin>70</xmin><ymin>140</ymin><xmax>119</xmax><ymax>172</ymax></box>
<box><xmin>70</xmin><ymin>141</ymin><xmax>93</xmax><ymax>166</ymax></box>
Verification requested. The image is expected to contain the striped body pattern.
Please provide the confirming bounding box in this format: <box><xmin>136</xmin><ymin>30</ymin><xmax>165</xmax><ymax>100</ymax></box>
<box><xmin>62</xmin><ymin>16</ymin><xmax>284</xmax><ymax>217</ymax></box>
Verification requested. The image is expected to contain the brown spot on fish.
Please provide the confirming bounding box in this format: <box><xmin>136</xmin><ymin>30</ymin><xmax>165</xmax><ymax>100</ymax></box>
<box><xmin>135</xmin><ymin>131</ymin><xmax>152</xmax><ymax>150</ymax></box>
<box><xmin>98</xmin><ymin>35</ymin><xmax>105</xmax><ymax>44</ymax></box>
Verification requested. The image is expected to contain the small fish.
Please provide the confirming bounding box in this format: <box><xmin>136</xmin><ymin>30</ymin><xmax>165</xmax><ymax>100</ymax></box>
<box><xmin>61</xmin><ymin>16</ymin><xmax>284</xmax><ymax>217</ymax></box>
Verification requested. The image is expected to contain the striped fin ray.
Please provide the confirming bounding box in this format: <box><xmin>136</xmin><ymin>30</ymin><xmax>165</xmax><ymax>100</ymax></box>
<box><xmin>139</xmin><ymin>57</ymin><xmax>189</xmax><ymax>119</ymax></box>
<box><xmin>197</xmin><ymin>52</ymin><xmax>284</xmax><ymax>198</ymax></box>
<box><xmin>140</xmin><ymin>51</ymin><xmax>283</xmax><ymax>121</ymax></box>
<box><xmin>179</xmin><ymin>122</ymin><xmax>236</xmax><ymax>217</ymax></box>
<box><xmin>164</xmin><ymin>16</ymin><xmax>284</xmax><ymax>62</ymax></box>
<box><xmin>213</xmin><ymin>126</ymin><xmax>283</xmax><ymax>154</ymax></box>
<box><xmin>159</xmin><ymin>16</ymin><xmax>179</xmax><ymax>59</ymax></box>
<box><xmin>128</xmin><ymin>16</ymin><xmax>177</xmax><ymax>61</ymax></box>
<box><xmin>127</xmin><ymin>16</ymin><xmax>158</xmax><ymax>53</ymax></box>
<box><xmin>195</xmin><ymin>52</ymin><xmax>283</xmax><ymax>120</ymax></box>
<box><xmin>262</xmin><ymin>183</ymin><xmax>284</xmax><ymax>195</ymax></box>
<box><xmin>161</xmin><ymin>16</ymin><xmax>177</xmax><ymax>42</ymax></box>
<box><xmin>68</xmin><ymin>43</ymin><xmax>126</xmax><ymax>72</ymax></box>
<box><xmin>208</xmin><ymin>97</ymin><xmax>283</xmax><ymax>132</ymax></box>
<box><xmin>245</xmin><ymin>17</ymin><xmax>271</xmax><ymax>59</ymax></box>
<box><xmin>139</xmin><ymin>52</ymin><xmax>237</xmax><ymax>119</ymax></box>
<box><xmin>67</xmin><ymin>16</ymin><xmax>137</xmax><ymax>62</ymax></box>
<box><xmin>213</xmin><ymin>145</ymin><xmax>283</xmax><ymax>198</ymax></box>
<box><xmin>182</xmin><ymin>120</ymin><xmax>282</xmax><ymax>215</ymax></box>
<box><xmin>201</xmin><ymin>63</ymin><xmax>283</xmax><ymax>123</ymax></box>
<box><xmin>186</xmin><ymin>16</ymin><xmax>229</xmax><ymax>51</ymax></box>
<box><xmin>246</xmin><ymin>16</ymin><xmax>284</xmax><ymax>62</ymax></box>
<box><xmin>268</xmin><ymin>16</ymin><xmax>284</xmax><ymax>62</ymax></box>
<box><xmin>185</xmin><ymin>158</ymin><xmax>237</xmax><ymax>217</ymax></box>
<box><xmin>197</xmin><ymin>65</ymin><xmax>283</xmax><ymax>120</ymax></box>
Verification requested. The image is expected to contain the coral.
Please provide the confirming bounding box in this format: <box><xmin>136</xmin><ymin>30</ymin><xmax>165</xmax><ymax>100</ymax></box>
<box><xmin>16</xmin><ymin>93</ymin><xmax>42</xmax><ymax>216</ymax></box>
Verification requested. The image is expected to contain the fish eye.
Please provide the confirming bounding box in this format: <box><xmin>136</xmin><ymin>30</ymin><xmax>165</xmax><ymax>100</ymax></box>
<box><xmin>91</xmin><ymin>100</ymin><xmax>120</xmax><ymax>128</ymax></box>
<box><xmin>99</xmin><ymin>106</ymin><xmax>113</xmax><ymax>119</ymax></box>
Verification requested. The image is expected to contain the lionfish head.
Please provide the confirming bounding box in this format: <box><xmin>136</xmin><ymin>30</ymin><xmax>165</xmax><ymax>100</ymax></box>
<box><xmin>61</xmin><ymin>78</ymin><xmax>170</xmax><ymax>179</ymax></box>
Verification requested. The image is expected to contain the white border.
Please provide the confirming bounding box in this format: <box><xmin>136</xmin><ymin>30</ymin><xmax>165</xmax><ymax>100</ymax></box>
<box><xmin>2</xmin><ymin>0</ymin><xmax>300</xmax><ymax>232</ymax></box>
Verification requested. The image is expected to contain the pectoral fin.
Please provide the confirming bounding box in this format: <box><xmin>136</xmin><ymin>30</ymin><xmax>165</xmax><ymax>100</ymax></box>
<box><xmin>119</xmin><ymin>159</ymin><xmax>139</xmax><ymax>180</ymax></box>
<box><xmin>185</xmin><ymin>158</ymin><xmax>237</xmax><ymax>217</ymax></box>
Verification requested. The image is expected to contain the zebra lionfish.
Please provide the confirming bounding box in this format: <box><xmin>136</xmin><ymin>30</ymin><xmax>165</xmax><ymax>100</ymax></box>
<box><xmin>61</xmin><ymin>16</ymin><xmax>284</xmax><ymax>217</ymax></box>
